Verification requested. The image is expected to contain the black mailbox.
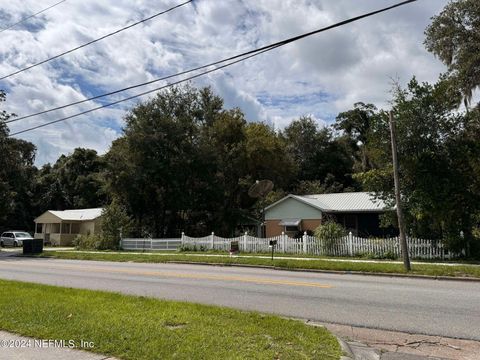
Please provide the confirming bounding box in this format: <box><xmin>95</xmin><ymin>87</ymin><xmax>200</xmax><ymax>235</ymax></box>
<box><xmin>23</xmin><ymin>239</ymin><xmax>44</xmax><ymax>255</ymax></box>
<box><xmin>269</xmin><ymin>240</ymin><xmax>277</xmax><ymax>246</ymax></box>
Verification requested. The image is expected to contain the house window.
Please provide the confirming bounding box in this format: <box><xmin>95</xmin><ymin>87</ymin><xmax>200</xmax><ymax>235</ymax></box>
<box><xmin>36</xmin><ymin>223</ymin><xmax>43</xmax><ymax>233</ymax></box>
<box><xmin>51</xmin><ymin>223</ymin><xmax>60</xmax><ymax>234</ymax></box>
<box><xmin>278</xmin><ymin>219</ymin><xmax>302</xmax><ymax>237</ymax></box>
<box><xmin>71</xmin><ymin>223</ymin><xmax>80</xmax><ymax>234</ymax></box>
<box><xmin>61</xmin><ymin>223</ymin><xmax>71</xmax><ymax>234</ymax></box>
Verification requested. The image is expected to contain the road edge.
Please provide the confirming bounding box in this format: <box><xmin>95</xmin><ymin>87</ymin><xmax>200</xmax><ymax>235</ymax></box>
<box><xmin>161</xmin><ymin>260</ymin><xmax>480</xmax><ymax>282</ymax></box>
<box><xmin>25</xmin><ymin>253</ymin><xmax>480</xmax><ymax>282</ymax></box>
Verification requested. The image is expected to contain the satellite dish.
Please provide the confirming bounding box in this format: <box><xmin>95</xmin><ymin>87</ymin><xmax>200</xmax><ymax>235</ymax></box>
<box><xmin>248</xmin><ymin>179</ymin><xmax>274</xmax><ymax>199</ymax></box>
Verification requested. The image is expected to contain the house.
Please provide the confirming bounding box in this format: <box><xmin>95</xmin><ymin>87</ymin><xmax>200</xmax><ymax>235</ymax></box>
<box><xmin>34</xmin><ymin>208</ymin><xmax>103</xmax><ymax>246</ymax></box>
<box><xmin>264</xmin><ymin>192</ymin><xmax>393</xmax><ymax>238</ymax></box>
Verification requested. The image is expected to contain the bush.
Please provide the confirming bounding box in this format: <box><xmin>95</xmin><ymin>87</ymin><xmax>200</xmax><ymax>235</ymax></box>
<box><xmin>314</xmin><ymin>220</ymin><xmax>346</xmax><ymax>252</ymax></box>
<box><xmin>178</xmin><ymin>244</ymin><xmax>207</xmax><ymax>252</ymax></box>
<box><xmin>73</xmin><ymin>234</ymin><xmax>104</xmax><ymax>250</ymax></box>
<box><xmin>358</xmin><ymin>251</ymin><xmax>397</xmax><ymax>260</ymax></box>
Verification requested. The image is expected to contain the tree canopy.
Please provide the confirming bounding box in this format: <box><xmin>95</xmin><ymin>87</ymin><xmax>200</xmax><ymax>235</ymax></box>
<box><xmin>425</xmin><ymin>0</ymin><xmax>480</xmax><ymax>106</ymax></box>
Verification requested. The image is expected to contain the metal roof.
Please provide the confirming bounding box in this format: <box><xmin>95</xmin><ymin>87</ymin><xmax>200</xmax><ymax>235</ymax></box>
<box><xmin>46</xmin><ymin>208</ymin><xmax>103</xmax><ymax>221</ymax></box>
<box><xmin>265</xmin><ymin>192</ymin><xmax>388</xmax><ymax>213</ymax></box>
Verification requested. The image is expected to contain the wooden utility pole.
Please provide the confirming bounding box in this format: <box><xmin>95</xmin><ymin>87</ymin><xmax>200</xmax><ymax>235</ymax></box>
<box><xmin>389</xmin><ymin>111</ymin><xmax>411</xmax><ymax>271</ymax></box>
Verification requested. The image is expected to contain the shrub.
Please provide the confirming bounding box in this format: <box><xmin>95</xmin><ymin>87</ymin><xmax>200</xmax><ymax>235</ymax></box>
<box><xmin>358</xmin><ymin>251</ymin><xmax>397</xmax><ymax>260</ymax></box>
<box><xmin>73</xmin><ymin>234</ymin><xmax>103</xmax><ymax>250</ymax></box>
<box><xmin>178</xmin><ymin>244</ymin><xmax>208</xmax><ymax>252</ymax></box>
<box><xmin>314</xmin><ymin>220</ymin><xmax>346</xmax><ymax>252</ymax></box>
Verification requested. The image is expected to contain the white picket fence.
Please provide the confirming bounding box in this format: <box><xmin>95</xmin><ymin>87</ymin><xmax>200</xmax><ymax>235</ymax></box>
<box><xmin>120</xmin><ymin>232</ymin><xmax>455</xmax><ymax>259</ymax></box>
<box><xmin>121</xmin><ymin>238</ymin><xmax>181</xmax><ymax>251</ymax></box>
<box><xmin>180</xmin><ymin>232</ymin><xmax>454</xmax><ymax>260</ymax></box>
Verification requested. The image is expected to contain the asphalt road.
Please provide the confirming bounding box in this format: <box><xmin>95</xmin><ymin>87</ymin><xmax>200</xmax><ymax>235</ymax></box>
<box><xmin>0</xmin><ymin>255</ymin><xmax>479</xmax><ymax>341</ymax></box>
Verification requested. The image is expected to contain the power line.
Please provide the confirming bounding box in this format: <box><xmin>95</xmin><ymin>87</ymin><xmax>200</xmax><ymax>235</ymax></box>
<box><xmin>9</xmin><ymin>48</ymin><xmax>279</xmax><ymax>137</ymax></box>
<box><xmin>7</xmin><ymin>0</ymin><xmax>419</xmax><ymax>125</ymax></box>
<box><xmin>0</xmin><ymin>0</ymin><xmax>193</xmax><ymax>80</ymax></box>
<box><xmin>0</xmin><ymin>0</ymin><xmax>67</xmax><ymax>34</ymax></box>
<box><xmin>8</xmin><ymin>0</ymin><xmax>419</xmax><ymax>137</ymax></box>
<box><xmin>7</xmin><ymin>45</ymin><xmax>278</xmax><ymax>125</ymax></box>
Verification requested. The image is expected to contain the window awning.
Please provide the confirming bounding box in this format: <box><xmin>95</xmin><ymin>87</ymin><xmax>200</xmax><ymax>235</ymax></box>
<box><xmin>279</xmin><ymin>219</ymin><xmax>301</xmax><ymax>226</ymax></box>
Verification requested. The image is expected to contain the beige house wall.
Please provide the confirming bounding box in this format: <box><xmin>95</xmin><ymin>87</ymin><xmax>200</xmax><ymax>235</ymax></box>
<box><xmin>79</xmin><ymin>220</ymin><xmax>96</xmax><ymax>236</ymax></box>
<box><xmin>35</xmin><ymin>212</ymin><xmax>61</xmax><ymax>224</ymax></box>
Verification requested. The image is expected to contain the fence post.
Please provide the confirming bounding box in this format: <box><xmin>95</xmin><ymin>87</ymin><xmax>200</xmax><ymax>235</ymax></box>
<box><xmin>281</xmin><ymin>232</ymin><xmax>286</xmax><ymax>253</ymax></box>
<box><xmin>243</xmin><ymin>232</ymin><xmax>248</xmax><ymax>252</ymax></box>
<box><xmin>211</xmin><ymin>232</ymin><xmax>215</xmax><ymax>250</ymax></box>
<box><xmin>181</xmin><ymin>232</ymin><xmax>185</xmax><ymax>246</ymax></box>
<box><xmin>348</xmin><ymin>232</ymin><xmax>353</xmax><ymax>256</ymax></box>
<box><xmin>303</xmin><ymin>231</ymin><xmax>307</xmax><ymax>254</ymax></box>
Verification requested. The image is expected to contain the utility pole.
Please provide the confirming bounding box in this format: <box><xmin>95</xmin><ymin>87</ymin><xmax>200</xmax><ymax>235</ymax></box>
<box><xmin>389</xmin><ymin>111</ymin><xmax>411</xmax><ymax>271</ymax></box>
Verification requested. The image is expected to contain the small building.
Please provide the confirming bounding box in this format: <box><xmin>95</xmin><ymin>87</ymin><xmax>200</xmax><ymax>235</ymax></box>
<box><xmin>34</xmin><ymin>208</ymin><xmax>103</xmax><ymax>246</ymax></box>
<box><xmin>264</xmin><ymin>192</ymin><xmax>393</xmax><ymax>238</ymax></box>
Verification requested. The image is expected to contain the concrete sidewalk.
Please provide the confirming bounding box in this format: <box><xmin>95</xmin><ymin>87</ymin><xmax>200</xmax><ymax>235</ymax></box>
<box><xmin>321</xmin><ymin>323</ymin><xmax>480</xmax><ymax>360</ymax></box>
<box><xmin>0</xmin><ymin>331</ymin><xmax>117</xmax><ymax>360</ymax></box>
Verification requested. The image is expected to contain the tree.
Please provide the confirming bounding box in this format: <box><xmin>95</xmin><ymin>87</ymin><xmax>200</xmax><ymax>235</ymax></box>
<box><xmin>245</xmin><ymin>122</ymin><xmax>295</xmax><ymax>190</ymax></box>
<box><xmin>283</xmin><ymin>116</ymin><xmax>355</xmax><ymax>191</ymax></box>
<box><xmin>105</xmin><ymin>86</ymin><xmax>302</xmax><ymax>237</ymax></box>
<box><xmin>33</xmin><ymin>148</ymin><xmax>106</xmax><ymax>211</ymax></box>
<box><xmin>425</xmin><ymin>0</ymin><xmax>480</xmax><ymax>106</ymax></box>
<box><xmin>101</xmin><ymin>200</ymin><xmax>132</xmax><ymax>249</ymax></box>
<box><xmin>334</xmin><ymin>102</ymin><xmax>380</xmax><ymax>172</ymax></box>
<box><xmin>0</xmin><ymin>90</ymin><xmax>37</xmax><ymax>232</ymax></box>
<box><xmin>355</xmin><ymin>78</ymin><xmax>480</xmax><ymax>252</ymax></box>
<box><xmin>106</xmin><ymin>85</ymin><xmax>223</xmax><ymax>237</ymax></box>
<box><xmin>199</xmin><ymin>108</ymin><xmax>249</xmax><ymax>235</ymax></box>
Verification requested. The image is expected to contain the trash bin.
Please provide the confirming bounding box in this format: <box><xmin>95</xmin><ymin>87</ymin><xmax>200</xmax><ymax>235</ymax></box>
<box><xmin>23</xmin><ymin>239</ymin><xmax>43</xmax><ymax>255</ymax></box>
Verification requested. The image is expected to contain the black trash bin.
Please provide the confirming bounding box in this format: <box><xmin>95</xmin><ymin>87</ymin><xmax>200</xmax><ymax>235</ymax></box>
<box><xmin>23</xmin><ymin>239</ymin><xmax>43</xmax><ymax>255</ymax></box>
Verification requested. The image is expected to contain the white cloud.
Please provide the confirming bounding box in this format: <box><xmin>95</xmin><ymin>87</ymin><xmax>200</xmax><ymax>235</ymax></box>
<box><xmin>0</xmin><ymin>0</ymin><xmax>449</xmax><ymax>165</ymax></box>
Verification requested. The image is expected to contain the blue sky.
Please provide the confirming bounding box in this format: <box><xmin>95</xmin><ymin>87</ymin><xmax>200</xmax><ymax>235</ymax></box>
<box><xmin>0</xmin><ymin>0</ymin><xmax>449</xmax><ymax>165</ymax></box>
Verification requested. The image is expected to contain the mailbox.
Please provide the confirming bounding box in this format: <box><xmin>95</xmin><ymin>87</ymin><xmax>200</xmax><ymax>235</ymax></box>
<box><xmin>230</xmin><ymin>241</ymin><xmax>239</xmax><ymax>255</ymax></box>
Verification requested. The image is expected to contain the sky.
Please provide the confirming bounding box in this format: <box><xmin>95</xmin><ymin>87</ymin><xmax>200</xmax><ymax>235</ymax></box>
<box><xmin>0</xmin><ymin>0</ymin><xmax>449</xmax><ymax>166</ymax></box>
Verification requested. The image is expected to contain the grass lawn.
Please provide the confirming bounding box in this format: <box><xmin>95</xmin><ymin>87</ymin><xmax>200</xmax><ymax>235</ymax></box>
<box><xmin>0</xmin><ymin>279</ymin><xmax>340</xmax><ymax>360</ymax></box>
<box><xmin>41</xmin><ymin>250</ymin><xmax>480</xmax><ymax>278</ymax></box>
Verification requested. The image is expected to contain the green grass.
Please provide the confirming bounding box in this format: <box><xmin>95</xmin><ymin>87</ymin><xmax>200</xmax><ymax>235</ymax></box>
<box><xmin>0</xmin><ymin>279</ymin><xmax>340</xmax><ymax>360</ymax></box>
<box><xmin>41</xmin><ymin>250</ymin><xmax>480</xmax><ymax>278</ymax></box>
